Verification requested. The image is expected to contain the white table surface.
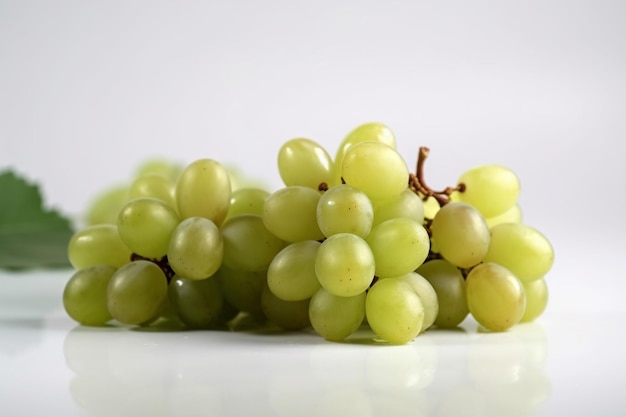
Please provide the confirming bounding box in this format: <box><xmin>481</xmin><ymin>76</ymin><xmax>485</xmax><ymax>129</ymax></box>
<box><xmin>1</xmin><ymin>266</ymin><xmax>624</xmax><ymax>417</ymax></box>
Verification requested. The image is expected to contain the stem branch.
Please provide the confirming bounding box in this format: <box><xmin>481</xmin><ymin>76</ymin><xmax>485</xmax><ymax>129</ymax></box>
<box><xmin>409</xmin><ymin>146</ymin><xmax>464</xmax><ymax>207</ymax></box>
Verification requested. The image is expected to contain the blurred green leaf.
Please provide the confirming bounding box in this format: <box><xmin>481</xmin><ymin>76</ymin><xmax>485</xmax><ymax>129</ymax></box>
<box><xmin>0</xmin><ymin>171</ymin><xmax>73</xmax><ymax>269</ymax></box>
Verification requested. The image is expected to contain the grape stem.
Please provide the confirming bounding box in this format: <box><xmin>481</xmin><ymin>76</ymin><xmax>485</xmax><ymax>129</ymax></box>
<box><xmin>130</xmin><ymin>253</ymin><xmax>175</xmax><ymax>283</ymax></box>
<box><xmin>409</xmin><ymin>146</ymin><xmax>465</xmax><ymax>207</ymax></box>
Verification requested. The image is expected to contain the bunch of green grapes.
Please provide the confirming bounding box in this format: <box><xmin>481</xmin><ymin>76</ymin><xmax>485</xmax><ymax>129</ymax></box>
<box><xmin>65</xmin><ymin>156</ymin><xmax>276</xmax><ymax>329</ymax></box>
<box><xmin>64</xmin><ymin>158</ymin><xmax>244</xmax><ymax>328</ymax></box>
<box><xmin>62</xmin><ymin>122</ymin><xmax>554</xmax><ymax>344</ymax></box>
<box><xmin>417</xmin><ymin>158</ymin><xmax>553</xmax><ymax>332</ymax></box>
<box><xmin>266</xmin><ymin>124</ymin><xmax>436</xmax><ymax>344</ymax></box>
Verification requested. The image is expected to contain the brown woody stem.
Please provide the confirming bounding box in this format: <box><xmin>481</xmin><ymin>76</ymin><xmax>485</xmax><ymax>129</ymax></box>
<box><xmin>409</xmin><ymin>146</ymin><xmax>464</xmax><ymax>207</ymax></box>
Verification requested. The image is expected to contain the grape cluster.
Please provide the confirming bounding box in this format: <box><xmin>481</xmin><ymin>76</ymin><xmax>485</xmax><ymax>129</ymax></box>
<box><xmin>63</xmin><ymin>122</ymin><xmax>554</xmax><ymax>344</ymax></box>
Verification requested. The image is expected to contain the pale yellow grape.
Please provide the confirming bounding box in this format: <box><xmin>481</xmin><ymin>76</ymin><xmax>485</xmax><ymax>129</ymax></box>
<box><xmin>63</xmin><ymin>265</ymin><xmax>116</xmax><ymax>326</ymax></box>
<box><xmin>430</xmin><ymin>202</ymin><xmax>490</xmax><ymax>268</ymax></box>
<box><xmin>261</xmin><ymin>285</ymin><xmax>311</xmax><ymax>330</ymax></box>
<box><xmin>316</xmin><ymin>184</ymin><xmax>373</xmax><ymax>238</ymax></box>
<box><xmin>429</xmin><ymin>235</ymin><xmax>440</xmax><ymax>254</ymax></box>
<box><xmin>416</xmin><ymin>259</ymin><xmax>469</xmax><ymax>328</ymax></box>
<box><xmin>176</xmin><ymin>158</ymin><xmax>231</xmax><ymax>226</ymax></box>
<box><xmin>457</xmin><ymin>164</ymin><xmax>520</xmax><ymax>218</ymax></box>
<box><xmin>371</xmin><ymin>188</ymin><xmax>425</xmax><ymax>228</ymax></box>
<box><xmin>336</xmin><ymin>122</ymin><xmax>396</xmax><ymax>160</ymax></box>
<box><xmin>221</xmin><ymin>214</ymin><xmax>286</xmax><ymax>272</ymax></box>
<box><xmin>392</xmin><ymin>272</ymin><xmax>439</xmax><ymax>332</ymax></box>
<box><xmin>341</xmin><ymin>141</ymin><xmax>409</xmax><ymax>201</ymax></box>
<box><xmin>278</xmin><ymin>137</ymin><xmax>333</xmax><ymax>189</ymax></box>
<box><xmin>226</xmin><ymin>187</ymin><xmax>269</xmax><ymax>220</ymax></box>
<box><xmin>107</xmin><ymin>260</ymin><xmax>169</xmax><ymax>325</ymax></box>
<box><xmin>315</xmin><ymin>233</ymin><xmax>375</xmax><ymax>297</ymax></box>
<box><xmin>86</xmin><ymin>185</ymin><xmax>129</xmax><ymax>225</ymax></box>
<box><xmin>117</xmin><ymin>197</ymin><xmax>180</xmax><ymax>259</ymax></box>
<box><xmin>485</xmin><ymin>204</ymin><xmax>522</xmax><ymax>229</ymax></box>
<box><xmin>521</xmin><ymin>278</ymin><xmax>548</xmax><ymax>322</ymax></box>
<box><xmin>366</xmin><ymin>278</ymin><xmax>424</xmax><ymax>344</ymax></box>
<box><xmin>309</xmin><ymin>288</ymin><xmax>366</xmax><ymax>341</ymax></box>
<box><xmin>167</xmin><ymin>217</ymin><xmax>223</xmax><ymax>280</ymax></box>
<box><xmin>422</xmin><ymin>196</ymin><xmax>441</xmax><ymax>220</ymax></box>
<box><xmin>366</xmin><ymin>218</ymin><xmax>430</xmax><ymax>278</ymax></box>
<box><xmin>331</xmin><ymin>122</ymin><xmax>396</xmax><ymax>186</ymax></box>
<box><xmin>128</xmin><ymin>174</ymin><xmax>176</xmax><ymax>208</ymax></box>
<box><xmin>267</xmin><ymin>240</ymin><xmax>321</xmax><ymax>301</ymax></box>
<box><xmin>483</xmin><ymin>223</ymin><xmax>554</xmax><ymax>283</ymax></box>
<box><xmin>466</xmin><ymin>262</ymin><xmax>526</xmax><ymax>332</ymax></box>
<box><xmin>68</xmin><ymin>224</ymin><xmax>132</xmax><ymax>269</ymax></box>
<box><xmin>262</xmin><ymin>186</ymin><xmax>324</xmax><ymax>242</ymax></box>
<box><xmin>448</xmin><ymin>190</ymin><xmax>461</xmax><ymax>202</ymax></box>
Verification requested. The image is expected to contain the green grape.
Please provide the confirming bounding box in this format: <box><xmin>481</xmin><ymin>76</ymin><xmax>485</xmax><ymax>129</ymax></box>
<box><xmin>267</xmin><ymin>240</ymin><xmax>321</xmax><ymax>301</ymax></box>
<box><xmin>416</xmin><ymin>259</ymin><xmax>469</xmax><ymax>328</ymax></box>
<box><xmin>147</xmin><ymin>296</ymin><xmax>184</xmax><ymax>329</ymax></box>
<box><xmin>341</xmin><ymin>141</ymin><xmax>409</xmax><ymax>201</ymax></box>
<box><xmin>221</xmin><ymin>214</ymin><xmax>286</xmax><ymax>271</ymax></box>
<box><xmin>176</xmin><ymin>158</ymin><xmax>231</xmax><ymax>226</ymax></box>
<box><xmin>371</xmin><ymin>188</ymin><xmax>425</xmax><ymax>228</ymax></box>
<box><xmin>277</xmin><ymin>137</ymin><xmax>333</xmax><ymax>189</ymax></box>
<box><xmin>168</xmin><ymin>275</ymin><xmax>224</xmax><ymax>328</ymax></box>
<box><xmin>135</xmin><ymin>158</ymin><xmax>182</xmax><ymax>182</ymax></box>
<box><xmin>332</xmin><ymin>122</ymin><xmax>396</xmax><ymax>186</ymax></box>
<box><xmin>466</xmin><ymin>262</ymin><xmax>526</xmax><ymax>332</ymax></box>
<box><xmin>85</xmin><ymin>185</ymin><xmax>129</xmax><ymax>225</ymax></box>
<box><xmin>219</xmin><ymin>298</ymin><xmax>241</xmax><ymax>324</ymax></box>
<box><xmin>117</xmin><ymin>197</ymin><xmax>180</xmax><ymax>259</ymax></box>
<box><xmin>68</xmin><ymin>224</ymin><xmax>132</xmax><ymax>269</ymax></box>
<box><xmin>390</xmin><ymin>272</ymin><xmax>439</xmax><ymax>333</ymax></box>
<box><xmin>215</xmin><ymin>265</ymin><xmax>266</xmax><ymax>317</ymax></box>
<box><xmin>63</xmin><ymin>265</ymin><xmax>116</xmax><ymax>326</ymax></box>
<box><xmin>225</xmin><ymin>164</ymin><xmax>267</xmax><ymax>191</ymax></box>
<box><xmin>315</xmin><ymin>233</ymin><xmax>375</xmax><ymax>297</ymax></box>
<box><xmin>456</xmin><ymin>164</ymin><xmax>520</xmax><ymax>218</ymax></box>
<box><xmin>520</xmin><ymin>277</ymin><xmax>548</xmax><ymax>322</ymax></box>
<box><xmin>485</xmin><ymin>204</ymin><xmax>522</xmax><ymax>229</ymax></box>
<box><xmin>262</xmin><ymin>186</ymin><xmax>324</xmax><ymax>242</ymax></box>
<box><xmin>429</xmin><ymin>235</ymin><xmax>440</xmax><ymax>254</ymax></box>
<box><xmin>309</xmin><ymin>288</ymin><xmax>366</xmax><ymax>341</ymax></box>
<box><xmin>107</xmin><ymin>260</ymin><xmax>168</xmax><ymax>325</ymax></box>
<box><xmin>336</xmin><ymin>122</ymin><xmax>396</xmax><ymax>160</ymax></box>
<box><xmin>316</xmin><ymin>184</ymin><xmax>373</xmax><ymax>238</ymax></box>
<box><xmin>261</xmin><ymin>285</ymin><xmax>311</xmax><ymax>330</ymax></box>
<box><xmin>167</xmin><ymin>217</ymin><xmax>223</xmax><ymax>280</ymax></box>
<box><xmin>366</xmin><ymin>218</ymin><xmax>430</xmax><ymax>278</ymax></box>
<box><xmin>430</xmin><ymin>202</ymin><xmax>490</xmax><ymax>268</ymax></box>
<box><xmin>483</xmin><ymin>223</ymin><xmax>554</xmax><ymax>283</ymax></box>
<box><xmin>226</xmin><ymin>187</ymin><xmax>269</xmax><ymax>220</ymax></box>
<box><xmin>422</xmin><ymin>196</ymin><xmax>441</xmax><ymax>220</ymax></box>
<box><xmin>128</xmin><ymin>174</ymin><xmax>176</xmax><ymax>209</ymax></box>
<box><xmin>366</xmin><ymin>277</ymin><xmax>424</xmax><ymax>344</ymax></box>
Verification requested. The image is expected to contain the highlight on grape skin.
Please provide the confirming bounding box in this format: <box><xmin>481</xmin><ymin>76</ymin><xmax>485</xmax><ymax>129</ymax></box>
<box><xmin>64</xmin><ymin>122</ymin><xmax>554</xmax><ymax>345</ymax></box>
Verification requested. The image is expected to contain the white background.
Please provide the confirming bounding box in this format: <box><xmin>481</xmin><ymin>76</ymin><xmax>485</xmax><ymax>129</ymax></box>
<box><xmin>2</xmin><ymin>2</ymin><xmax>626</xmax><ymax>416</ymax></box>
